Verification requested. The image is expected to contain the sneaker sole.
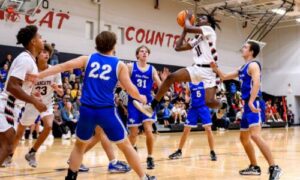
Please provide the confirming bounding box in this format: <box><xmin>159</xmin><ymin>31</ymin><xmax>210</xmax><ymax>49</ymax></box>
<box><xmin>239</xmin><ymin>173</ymin><xmax>261</xmax><ymax>176</ymax></box>
<box><xmin>169</xmin><ymin>156</ymin><xmax>182</xmax><ymax>160</ymax></box>
<box><xmin>133</xmin><ymin>100</ymin><xmax>153</xmax><ymax>117</ymax></box>
<box><xmin>108</xmin><ymin>169</ymin><xmax>130</xmax><ymax>173</ymax></box>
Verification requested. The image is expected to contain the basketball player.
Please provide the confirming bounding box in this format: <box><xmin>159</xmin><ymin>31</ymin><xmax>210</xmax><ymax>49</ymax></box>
<box><xmin>127</xmin><ymin>45</ymin><xmax>161</xmax><ymax>170</ymax></box>
<box><xmin>27</xmin><ymin>31</ymin><xmax>156</xmax><ymax>180</ymax></box>
<box><xmin>134</xmin><ymin>10</ymin><xmax>225</xmax><ymax>118</ymax></box>
<box><xmin>1</xmin><ymin>43</ymin><xmax>63</xmax><ymax>168</ymax></box>
<box><xmin>0</xmin><ymin>25</ymin><xmax>47</xmax><ymax>166</ymax></box>
<box><xmin>169</xmin><ymin>82</ymin><xmax>217</xmax><ymax>161</ymax></box>
<box><xmin>210</xmin><ymin>41</ymin><xmax>282</xmax><ymax>180</ymax></box>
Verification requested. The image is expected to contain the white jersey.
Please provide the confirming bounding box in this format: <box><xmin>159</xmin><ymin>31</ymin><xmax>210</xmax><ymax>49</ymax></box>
<box><xmin>33</xmin><ymin>65</ymin><xmax>62</xmax><ymax>106</ymax></box>
<box><xmin>188</xmin><ymin>26</ymin><xmax>217</xmax><ymax>65</ymax></box>
<box><xmin>0</xmin><ymin>51</ymin><xmax>38</xmax><ymax>107</ymax></box>
<box><xmin>0</xmin><ymin>51</ymin><xmax>37</xmax><ymax>132</ymax></box>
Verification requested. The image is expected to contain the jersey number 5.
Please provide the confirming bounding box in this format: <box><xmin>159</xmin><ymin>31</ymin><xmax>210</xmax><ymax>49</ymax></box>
<box><xmin>88</xmin><ymin>62</ymin><xmax>112</xmax><ymax>80</ymax></box>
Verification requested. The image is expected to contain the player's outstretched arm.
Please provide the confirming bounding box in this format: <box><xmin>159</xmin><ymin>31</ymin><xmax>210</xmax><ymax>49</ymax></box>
<box><xmin>210</xmin><ymin>62</ymin><xmax>238</xmax><ymax>81</ymax></box>
<box><xmin>39</xmin><ymin>56</ymin><xmax>89</xmax><ymax>79</ymax></box>
<box><xmin>118</xmin><ymin>62</ymin><xmax>147</xmax><ymax>104</ymax></box>
<box><xmin>247</xmin><ymin>63</ymin><xmax>261</xmax><ymax>113</ymax></box>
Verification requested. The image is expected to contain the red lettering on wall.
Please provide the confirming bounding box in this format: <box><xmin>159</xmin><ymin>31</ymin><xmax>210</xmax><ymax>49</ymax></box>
<box><xmin>173</xmin><ymin>35</ymin><xmax>181</xmax><ymax>48</ymax></box>
<box><xmin>39</xmin><ymin>11</ymin><xmax>54</xmax><ymax>28</ymax></box>
<box><xmin>0</xmin><ymin>10</ymin><xmax>4</xmax><ymax>20</ymax></box>
<box><xmin>165</xmin><ymin>34</ymin><xmax>173</xmax><ymax>47</ymax></box>
<box><xmin>155</xmin><ymin>32</ymin><xmax>164</xmax><ymax>47</ymax></box>
<box><xmin>56</xmin><ymin>12</ymin><xmax>69</xmax><ymax>29</ymax></box>
<box><xmin>126</xmin><ymin>26</ymin><xmax>135</xmax><ymax>41</ymax></box>
<box><xmin>136</xmin><ymin>29</ymin><xmax>145</xmax><ymax>43</ymax></box>
<box><xmin>145</xmin><ymin>30</ymin><xmax>155</xmax><ymax>45</ymax></box>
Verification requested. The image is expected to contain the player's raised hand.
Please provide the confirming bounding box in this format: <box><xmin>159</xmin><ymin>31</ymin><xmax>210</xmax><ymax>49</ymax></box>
<box><xmin>248</xmin><ymin>102</ymin><xmax>261</xmax><ymax>113</ymax></box>
<box><xmin>186</xmin><ymin>10</ymin><xmax>193</xmax><ymax>20</ymax></box>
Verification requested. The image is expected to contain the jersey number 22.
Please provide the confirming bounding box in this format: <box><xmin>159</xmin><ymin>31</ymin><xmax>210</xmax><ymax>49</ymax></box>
<box><xmin>88</xmin><ymin>62</ymin><xmax>112</xmax><ymax>80</ymax></box>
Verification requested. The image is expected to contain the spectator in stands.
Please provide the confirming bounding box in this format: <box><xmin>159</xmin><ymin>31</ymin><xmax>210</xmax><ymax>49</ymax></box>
<box><xmin>171</xmin><ymin>101</ymin><xmax>187</xmax><ymax>124</ymax></box>
<box><xmin>234</xmin><ymin>108</ymin><xmax>243</xmax><ymax>124</ymax></box>
<box><xmin>4</xmin><ymin>53</ymin><xmax>13</xmax><ymax>68</ymax></box>
<box><xmin>50</xmin><ymin>43</ymin><xmax>59</xmax><ymax>65</ymax></box>
<box><xmin>61</xmin><ymin>102</ymin><xmax>78</xmax><ymax>138</ymax></box>
<box><xmin>70</xmin><ymin>83</ymin><xmax>79</xmax><ymax>101</ymax></box>
<box><xmin>287</xmin><ymin>109</ymin><xmax>294</xmax><ymax>126</ymax></box>
<box><xmin>52</xmin><ymin>103</ymin><xmax>67</xmax><ymax>138</ymax></box>
<box><xmin>272</xmin><ymin>104</ymin><xmax>283</xmax><ymax>122</ymax></box>
<box><xmin>266</xmin><ymin>101</ymin><xmax>276</xmax><ymax>122</ymax></box>
<box><xmin>212</xmin><ymin>109</ymin><xmax>230</xmax><ymax>131</ymax></box>
<box><xmin>0</xmin><ymin>64</ymin><xmax>9</xmax><ymax>91</ymax></box>
<box><xmin>159</xmin><ymin>100</ymin><xmax>172</xmax><ymax>127</ymax></box>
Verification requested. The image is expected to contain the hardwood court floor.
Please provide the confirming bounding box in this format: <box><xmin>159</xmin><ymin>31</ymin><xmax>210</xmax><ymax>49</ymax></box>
<box><xmin>1</xmin><ymin>127</ymin><xmax>300</xmax><ymax>180</ymax></box>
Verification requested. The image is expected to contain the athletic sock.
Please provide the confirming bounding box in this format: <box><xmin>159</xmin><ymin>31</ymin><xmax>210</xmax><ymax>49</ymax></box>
<box><xmin>9</xmin><ymin>153</ymin><xmax>14</xmax><ymax>157</ymax></box>
<box><xmin>65</xmin><ymin>169</ymin><xmax>78</xmax><ymax>180</ymax></box>
<box><xmin>29</xmin><ymin>148</ymin><xmax>36</xmax><ymax>154</ymax></box>
<box><xmin>151</xmin><ymin>99</ymin><xmax>159</xmax><ymax>110</ymax></box>
<box><xmin>177</xmin><ymin>149</ymin><xmax>182</xmax><ymax>153</ymax></box>
<box><xmin>110</xmin><ymin>159</ymin><xmax>117</xmax><ymax>165</ymax></box>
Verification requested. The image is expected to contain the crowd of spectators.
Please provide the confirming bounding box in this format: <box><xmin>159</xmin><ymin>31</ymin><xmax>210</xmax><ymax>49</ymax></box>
<box><xmin>0</xmin><ymin>51</ymin><xmax>295</xmax><ymax>138</ymax></box>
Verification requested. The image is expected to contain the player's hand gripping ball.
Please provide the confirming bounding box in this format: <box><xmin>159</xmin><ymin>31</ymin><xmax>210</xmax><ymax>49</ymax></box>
<box><xmin>177</xmin><ymin>10</ymin><xmax>195</xmax><ymax>27</ymax></box>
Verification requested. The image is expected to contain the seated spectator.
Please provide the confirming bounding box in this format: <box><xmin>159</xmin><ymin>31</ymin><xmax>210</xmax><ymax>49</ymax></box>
<box><xmin>212</xmin><ymin>109</ymin><xmax>230</xmax><ymax>131</ymax></box>
<box><xmin>272</xmin><ymin>104</ymin><xmax>283</xmax><ymax>122</ymax></box>
<box><xmin>266</xmin><ymin>101</ymin><xmax>276</xmax><ymax>122</ymax></box>
<box><xmin>61</xmin><ymin>102</ymin><xmax>78</xmax><ymax>137</ymax></box>
<box><xmin>70</xmin><ymin>83</ymin><xmax>79</xmax><ymax>101</ymax></box>
<box><xmin>52</xmin><ymin>103</ymin><xmax>67</xmax><ymax>138</ymax></box>
<box><xmin>171</xmin><ymin>101</ymin><xmax>187</xmax><ymax>124</ymax></box>
<box><xmin>0</xmin><ymin>64</ymin><xmax>9</xmax><ymax>82</ymax></box>
<box><xmin>159</xmin><ymin>100</ymin><xmax>172</xmax><ymax>127</ymax></box>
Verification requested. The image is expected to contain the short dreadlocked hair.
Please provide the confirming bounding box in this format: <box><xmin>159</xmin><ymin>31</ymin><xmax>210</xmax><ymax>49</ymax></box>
<box><xmin>197</xmin><ymin>8</ymin><xmax>221</xmax><ymax>30</ymax></box>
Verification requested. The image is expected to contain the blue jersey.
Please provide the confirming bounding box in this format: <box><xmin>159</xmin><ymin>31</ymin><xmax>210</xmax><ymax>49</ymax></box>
<box><xmin>81</xmin><ymin>53</ymin><xmax>119</xmax><ymax>108</ymax></box>
<box><xmin>128</xmin><ymin>62</ymin><xmax>154</xmax><ymax>103</ymax></box>
<box><xmin>189</xmin><ymin>82</ymin><xmax>206</xmax><ymax>108</ymax></box>
<box><xmin>238</xmin><ymin>61</ymin><xmax>262</xmax><ymax>100</ymax></box>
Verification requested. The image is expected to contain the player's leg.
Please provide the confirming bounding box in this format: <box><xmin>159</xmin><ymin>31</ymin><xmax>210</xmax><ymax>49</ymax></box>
<box><xmin>128</xmin><ymin>126</ymin><xmax>139</xmax><ymax>148</ymax></box>
<box><xmin>127</xmin><ymin>102</ymin><xmax>142</xmax><ymax>149</ymax></box>
<box><xmin>134</xmin><ymin>68</ymin><xmax>191</xmax><ymax>117</ymax></box>
<box><xmin>31</xmin><ymin>115</ymin><xmax>53</xmax><ymax>151</ymax></box>
<box><xmin>205</xmin><ymin>87</ymin><xmax>221</xmax><ymax>109</ymax></box>
<box><xmin>143</xmin><ymin>120</ymin><xmax>155</xmax><ymax>169</ymax></box>
<box><xmin>169</xmin><ymin>108</ymin><xmax>196</xmax><ymax>160</ymax></box>
<box><xmin>65</xmin><ymin>106</ymin><xmax>96</xmax><ymax>180</ymax></box>
<box><xmin>204</xmin><ymin>125</ymin><xmax>217</xmax><ymax>161</ymax></box>
<box><xmin>153</xmin><ymin>68</ymin><xmax>191</xmax><ymax>105</ymax></box>
<box><xmin>249</xmin><ymin>124</ymin><xmax>281</xmax><ymax>179</ymax></box>
<box><xmin>0</xmin><ymin>128</ymin><xmax>15</xmax><ymax>165</ymax></box>
<box><xmin>2</xmin><ymin>123</ymin><xmax>27</xmax><ymax>167</ymax></box>
<box><xmin>239</xmin><ymin>123</ymin><xmax>260</xmax><ymax>176</ymax></box>
<box><xmin>199</xmin><ymin>106</ymin><xmax>217</xmax><ymax>161</ymax></box>
<box><xmin>99</xmin><ymin>108</ymin><xmax>155</xmax><ymax>179</ymax></box>
<box><xmin>94</xmin><ymin>126</ymin><xmax>131</xmax><ymax>173</ymax></box>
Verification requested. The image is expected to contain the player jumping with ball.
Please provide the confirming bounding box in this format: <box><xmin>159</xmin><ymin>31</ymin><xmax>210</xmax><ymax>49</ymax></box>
<box><xmin>134</xmin><ymin>10</ymin><xmax>226</xmax><ymax>118</ymax></box>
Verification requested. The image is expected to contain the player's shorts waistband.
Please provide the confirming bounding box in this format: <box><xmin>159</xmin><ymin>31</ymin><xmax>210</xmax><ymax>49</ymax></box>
<box><xmin>196</xmin><ymin>64</ymin><xmax>211</xmax><ymax>68</ymax></box>
<box><xmin>81</xmin><ymin>103</ymin><xmax>114</xmax><ymax>109</ymax></box>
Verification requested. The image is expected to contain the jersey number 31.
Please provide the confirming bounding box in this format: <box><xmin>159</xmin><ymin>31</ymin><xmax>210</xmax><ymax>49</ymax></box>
<box><xmin>88</xmin><ymin>62</ymin><xmax>112</xmax><ymax>80</ymax></box>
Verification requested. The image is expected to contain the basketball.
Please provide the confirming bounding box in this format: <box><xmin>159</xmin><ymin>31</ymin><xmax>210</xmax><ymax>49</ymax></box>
<box><xmin>177</xmin><ymin>10</ymin><xmax>195</xmax><ymax>27</ymax></box>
